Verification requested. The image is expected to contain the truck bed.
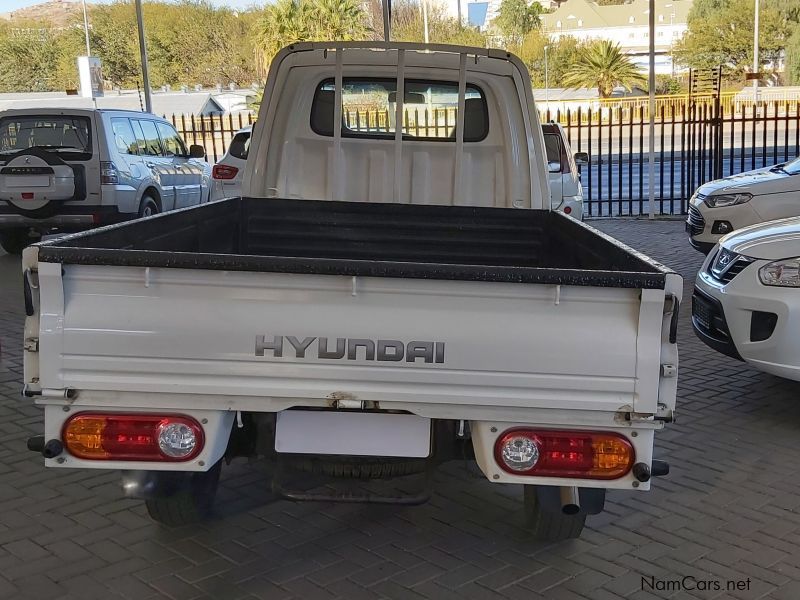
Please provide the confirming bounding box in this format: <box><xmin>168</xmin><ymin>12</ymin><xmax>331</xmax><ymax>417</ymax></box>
<box><xmin>35</xmin><ymin>197</ymin><xmax>671</xmax><ymax>288</ymax></box>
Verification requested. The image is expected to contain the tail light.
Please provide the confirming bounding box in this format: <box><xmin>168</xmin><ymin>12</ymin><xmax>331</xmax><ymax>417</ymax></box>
<box><xmin>100</xmin><ymin>161</ymin><xmax>119</xmax><ymax>184</ymax></box>
<box><xmin>62</xmin><ymin>413</ymin><xmax>204</xmax><ymax>461</ymax></box>
<box><xmin>212</xmin><ymin>164</ymin><xmax>239</xmax><ymax>180</ymax></box>
<box><xmin>563</xmin><ymin>206</ymin><xmax>572</xmax><ymax>215</ymax></box>
<box><xmin>494</xmin><ymin>429</ymin><xmax>634</xmax><ymax>479</ymax></box>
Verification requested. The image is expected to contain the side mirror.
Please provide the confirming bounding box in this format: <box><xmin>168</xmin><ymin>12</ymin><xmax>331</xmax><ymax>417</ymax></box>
<box><xmin>548</xmin><ymin>161</ymin><xmax>562</xmax><ymax>173</ymax></box>
<box><xmin>189</xmin><ymin>144</ymin><xmax>205</xmax><ymax>159</ymax></box>
<box><xmin>574</xmin><ymin>152</ymin><xmax>589</xmax><ymax>165</ymax></box>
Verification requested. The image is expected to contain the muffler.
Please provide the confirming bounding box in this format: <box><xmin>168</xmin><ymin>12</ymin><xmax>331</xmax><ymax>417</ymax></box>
<box><xmin>559</xmin><ymin>486</ymin><xmax>581</xmax><ymax>515</ymax></box>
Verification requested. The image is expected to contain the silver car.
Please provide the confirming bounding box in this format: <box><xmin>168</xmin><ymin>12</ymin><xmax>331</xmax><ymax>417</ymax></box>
<box><xmin>0</xmin><ymin>108</ymin><xmax>211</xmax><ymax>254</ymax></box>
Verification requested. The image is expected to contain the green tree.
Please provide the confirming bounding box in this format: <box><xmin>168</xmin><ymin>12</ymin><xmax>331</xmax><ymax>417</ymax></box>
<box><xmin>257</xmin><ymin>0</ymin><xmax>369</xmax><ymax>65</ymax></box>
<box><xmin>674</xmin><ymin>0</ymin><xmax>790</xmax><ymax>78</ymax></box>
<box><xmin>0</xmin><ymin>23</ymin><xmax>65</xmax><ymax>92</ymax></box>
<box><xmin>390</xmin><ymin>0</ymin><xmax>487</xmax><ymax>46</ymax></box>
<box><xmin>492</xmin><ymin>0</ymin><xmax>542</xmax><ymax>46</ymax></box>
<box><xmin>513</xmin><ymin>30</ymin><xmax>584</xmax><ymax>88</ymax></box>
<box><xmin>562</xmin><ymin>39</ymin><xmax>646</xmax><ymax>97</ymax></box>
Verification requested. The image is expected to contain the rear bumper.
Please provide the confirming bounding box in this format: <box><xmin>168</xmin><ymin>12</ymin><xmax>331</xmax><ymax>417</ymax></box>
<box><xmin>0</xmin><ymin>205</ymin><xmax>125</xmax><ymax>230</ymax></box>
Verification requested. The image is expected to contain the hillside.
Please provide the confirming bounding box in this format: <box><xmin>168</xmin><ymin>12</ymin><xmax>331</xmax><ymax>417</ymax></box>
<box><xmin>1</xmin><ymin>0</ymin><xmax>84</xmax><ymax>27</ymax></box>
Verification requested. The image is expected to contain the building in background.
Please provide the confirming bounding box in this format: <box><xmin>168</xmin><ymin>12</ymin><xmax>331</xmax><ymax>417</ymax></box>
<box><xmin>0</xmin><ymin>89</ymin><xmax>229</xmax><ymax>116</ymax></box>
<box><xmin>541</xmin><ymin>0</ymin><xmax>692</xmax><ymax>75</ymax></box>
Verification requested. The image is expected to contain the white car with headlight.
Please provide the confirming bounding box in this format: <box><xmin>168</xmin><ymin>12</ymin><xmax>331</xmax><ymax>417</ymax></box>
<box><xmin>686</xmin><ymin>158</ymin><xmax>800</xmax><ymax>254</ymax></box>
<box><xmin>692</xmin><ymin>216</ymin><xmax>800</xmax><ymax>381</ymax></box>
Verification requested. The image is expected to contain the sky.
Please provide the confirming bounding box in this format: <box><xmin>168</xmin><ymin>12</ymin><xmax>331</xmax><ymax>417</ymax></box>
<box><xmin>4</xmin><ymin>0</ymin><xmax>263</xmax><ymax>11</ymax></box>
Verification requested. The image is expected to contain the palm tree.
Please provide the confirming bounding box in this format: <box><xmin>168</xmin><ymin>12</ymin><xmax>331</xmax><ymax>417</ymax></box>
<box><xmin>311</xmin><ymin>0</ymin><xmax>370</xmax><ymax>41</ymax></box>
<box><xmin>562</xmin><ymin>40</ymin><xmax>646</xmax><ymax>98</ymax></box>
<box><xmin>257</xmin><ymin>0</ymin><xmax>312</xmax><ymax>63</ymax></box>
<box><xmin>257</xmin><ymin>0</ymin><xmax>369</xmax><ymax>66</ymax></box>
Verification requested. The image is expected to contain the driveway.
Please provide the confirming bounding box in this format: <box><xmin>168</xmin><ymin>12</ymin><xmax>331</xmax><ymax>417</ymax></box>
<box><xmin>1</xmin><ymin>219</ymin><xmax>799</xmax><ymax>600</ymax></box>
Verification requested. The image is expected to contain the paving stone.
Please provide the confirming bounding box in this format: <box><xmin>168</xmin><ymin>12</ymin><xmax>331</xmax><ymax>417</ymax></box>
<box><xmin>2</xmin><ymin>220</ymin><xmax>800</xmax><ymax>599</ymax></box>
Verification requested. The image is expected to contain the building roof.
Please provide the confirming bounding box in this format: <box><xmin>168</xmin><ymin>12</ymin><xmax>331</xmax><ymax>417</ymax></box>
<box><xmin>0</xmin><ymin>90</ymin><xmax>226</xmax><ymax>115</ymax></box>
<box><xmin>542</xmin><ymin>0</ymin><xmax>692</xmax><ymax>32</ymax></box>
<box><xmin>531</xmin><ymin>86</ymin><xmax>643</xmax><ymax>101</ymax></box>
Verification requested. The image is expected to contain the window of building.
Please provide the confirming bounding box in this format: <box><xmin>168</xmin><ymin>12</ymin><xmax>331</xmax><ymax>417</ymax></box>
<box><xmin>629</xmin><ymin>16</ymin><xmax>635</xmax><ymax>23</ymax></box>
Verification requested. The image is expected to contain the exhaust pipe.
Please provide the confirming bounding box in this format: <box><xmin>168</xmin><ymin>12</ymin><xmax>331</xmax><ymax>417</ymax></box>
<box><xmin>559</xmin><ymin>486</ymin><xmax>581</xmax><ymax>515</ymax></box>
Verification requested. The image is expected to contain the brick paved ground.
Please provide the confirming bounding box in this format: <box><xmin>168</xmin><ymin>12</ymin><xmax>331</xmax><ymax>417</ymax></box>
<box><xmin>1</xmin><ymin>219</ymin><xmax>800</xmax><ymax>600</ymax></box>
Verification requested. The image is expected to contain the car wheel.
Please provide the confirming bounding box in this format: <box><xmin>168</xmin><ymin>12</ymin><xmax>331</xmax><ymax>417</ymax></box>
<box><xmin>0</xmin><ymin>229</ymin><xmax>32</xmax><ymax>255</ymax></box>
<box><xmin>138</xmin><ymin>195</ymin><xmax>160</xmax><ymax>218</ymax></box>
<box><xmin>523</xmin><ymin>485</ymin><xmax>586</xmax><ymax>541</ymax></box>
<box><xmin>144</xmin><ymin>460</ymin><xmax>222</xmax><ymax>526</ymax></box>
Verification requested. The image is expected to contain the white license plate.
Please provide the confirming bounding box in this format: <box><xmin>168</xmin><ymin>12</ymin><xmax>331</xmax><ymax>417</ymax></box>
<box><xmin>275</xmin><ymin>410</ymin><xmax>431</xmax><ymax>458</ymax></box>
<box><xmin>7</xmin><ymin>175</ymin><xmax>50</xmax><ymax>188</ymax></box>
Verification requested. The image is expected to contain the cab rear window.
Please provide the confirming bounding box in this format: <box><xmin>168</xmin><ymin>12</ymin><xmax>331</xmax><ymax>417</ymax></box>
<box><xmin>311</xmin><ymin>78</ymin><xmax>488</xmax><ymax>142</ymax></box>
<box><xmin>0</xmin><ymin>115</ymin><xmax>92</xmax><ymax>155</ymax></box>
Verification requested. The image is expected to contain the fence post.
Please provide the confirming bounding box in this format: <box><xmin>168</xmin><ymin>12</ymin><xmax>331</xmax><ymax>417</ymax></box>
<box><xmin>587</xmin><ymin>108</ymin><xmax>593</xmax><ymax>215</ymax></box>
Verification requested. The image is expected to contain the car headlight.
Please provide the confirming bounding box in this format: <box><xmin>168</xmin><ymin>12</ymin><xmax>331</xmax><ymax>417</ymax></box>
<box><xmin>704</xmin><ymin>193</ymin><xmax>752</xmax><ymax>208</ymax></box>
<box><xmin>759</xmin><ymin>258</ymin><xmax>800</xmax><ymax>287</ymax></box>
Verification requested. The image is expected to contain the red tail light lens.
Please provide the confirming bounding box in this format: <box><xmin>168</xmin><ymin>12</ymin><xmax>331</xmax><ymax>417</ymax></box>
<box><xmin>494</xmin><ymin>429</ymin><xmax>634</xmax><ymax>479</ymax></box>
<box><xmin>563</xmin><ymin>206</ymin><xmax>572</xmax><ymax>215</ymax></box>
<box><xmin>212</xmin><ymin>164</ymin><xmax>239</xmax><ymax>180</ymax></box>
<box><xmin>100</xmin><ymin>161</ymin><xmax>119</xmax><ymax>184</ymax></box>
<box><xmin>62</xmin><ymin>413</ymin><xmax>204</xmax><ymax>461</ymax></box>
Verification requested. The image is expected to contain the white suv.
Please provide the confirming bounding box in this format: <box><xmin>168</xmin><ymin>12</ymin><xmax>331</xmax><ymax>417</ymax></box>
<box><xmin>0</xmin><ymin>108</ymin><xmax>211</xmax><ymax>254</ymax></box>
<box><xmin>542</xmin><ymin>122</ymin><xmax>587</xmax><ymax>220</ymax></box>
<box><xmin>210</xmin><ymin>126</ymin><xmax>250</xmax><ymax>200</ymax></box>
<box><xmin>686</xmin><ymin>157</ymin><xmax>800</xmax><ymax>254</ymax></box>
<box><xmin>693</xmin><ymin>217</ymin><xmax>800</xmax><ymax>381</ymax></box>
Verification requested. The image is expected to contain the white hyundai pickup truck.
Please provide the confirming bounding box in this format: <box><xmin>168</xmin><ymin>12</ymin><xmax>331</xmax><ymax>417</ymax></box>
<box><xmin>22</xmin><ymin>43</ymin><xmax>681</xmax><ymax>541</ymax></box>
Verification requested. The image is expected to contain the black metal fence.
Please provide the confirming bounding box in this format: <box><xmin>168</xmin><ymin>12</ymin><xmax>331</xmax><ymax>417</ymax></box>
<box><xmin>167</xmin><ymin>112</ymin><xmax>255</xmax><ymax>165</ymax></box>
<box><xmin>169</xmin><ymin>99</ymin><xmax>800</xmax><ymax>217</ymax></box>
<box><xmin>553</xmin><ymin>101</ymin><xmax>800</xmax><ymax>216</ymax></box>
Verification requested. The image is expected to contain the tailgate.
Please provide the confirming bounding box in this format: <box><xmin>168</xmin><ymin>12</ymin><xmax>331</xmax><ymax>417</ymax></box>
<box><xmin>32</xmin><ymin>263</ymin><xmax>670</xmax><ymax>417</ymax></box>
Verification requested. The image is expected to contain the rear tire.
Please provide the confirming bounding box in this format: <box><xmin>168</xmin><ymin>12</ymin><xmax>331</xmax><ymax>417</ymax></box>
<box><xmin>138</xmin><ymin>194</ymin><xmax>160</xmax><ymax>218</ymax></box>
<box><xmin>523</xmin><ymin>486</ymin><xmax>586</xmax><ymax>541</ymax></box>
<box><xmin>0</xmin><ymin>229</ymin><xmax>31</xmax><ymax>255</ymax></box>
<box><xmin>145</xmin><ymin>461</ymin><xmax>222</xmax><ymax>526</ymax></box>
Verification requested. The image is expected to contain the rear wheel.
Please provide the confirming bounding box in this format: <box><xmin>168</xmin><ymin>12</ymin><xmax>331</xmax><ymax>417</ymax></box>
<box><xmin>0</xmin><ymin>229</ymin><xmax>31</xmax><ymax>255</ymax></box>
<box><xmin>138</xmin><ymin>194</ymin><xmax>160</xmax><ymax>218</ymax></box>
<box><xmin>145</xmin><ymin>461</ymin><xmax>222</xmax><ymax>526</ymax></box>
<box><xmin>523</xmin><ymin>486</ymin><xmax>586</xmax><ymax>541</ymax></box>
